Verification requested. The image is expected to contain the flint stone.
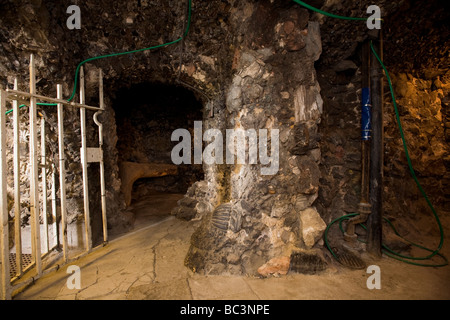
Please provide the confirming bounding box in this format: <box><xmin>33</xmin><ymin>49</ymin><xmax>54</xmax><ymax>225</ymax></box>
<box><xmin>305</xmin><ymin>21</ymin><xmax>322</xmax><ymax>61</ymax></box>
<box><xmin>333</xmin><ymin>60</ymin><xmax>358</xmax><ymax>72</ymax></box>
<box><xmin>240</xmin><ymin>60</ymin><xmax>262</xmax><ymax>79</ymax></box>
<box><xmin>294</xmin><ymin>84</ymin><xmax>323</xmax><ymax>122</ymax></box>
<box><xmin>295</xmin><ymin>156</ymin><xmax>320</xmax><ymax>194</ymax></box>
<box><xmin>299</xmin><ymin>207</ymin><xmax>327</xmax><ymax>249</ymax></box>
<box><xmin>226</xmin><ymin>84</ymin><xmax>242</xmax><ymax>113</ymax></box>
<box><xmin>257</xmin><ymin>256</ymin><xmax>290</xmax><ymax>277</ymax></box>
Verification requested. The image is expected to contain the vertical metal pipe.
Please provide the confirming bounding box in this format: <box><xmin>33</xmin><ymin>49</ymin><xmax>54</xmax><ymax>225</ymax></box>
<box><xmin>51</xmin><ymin>164</ymin><xmax>58</xmax><ymax>250</ymax></box>
<box><xmin>0</xmin><ymin>88</ymin><xmax>12</xmax><ymax>300</ymax></box>
<box><xmin>79</xmin><ymin>67</ymin><xmax>92</xmax><ymax>252</ymax></box>
<box><xmin>367</xmin><ymin>32</ymin><xmax>383</xmax><ymax>258</ymax></box>
<box><xmin>344</xmin><ymin>40</ymin><xmax>372</xmax><ymax>241</ymax></box>
<box><xmin>13</xmin><ymin>79</ymin><xmax>23</xmax><ymax>276</ymax></box>
<box><xmin>361</xmin><ymin>40</ymin><xmax>371</xmax><ymax>204</ymax></box>
<box><xmin>97</xmin><ymin>69</ymin><xmax>108</xmax><ymax>243</ymax></box>
<box><xmin>57</xmin><ymin>84</ymin><xmax>68</xmax><ymax>262</ymax></box>
<box><xmin>40</xmin><ymin>116</ymin><xmax>49</xmax><ymax>253</ymax></box>
<box><xmin>29</xmin><ymin>54</ymin><xmax>42</xmax><ymax>275</ymax></box>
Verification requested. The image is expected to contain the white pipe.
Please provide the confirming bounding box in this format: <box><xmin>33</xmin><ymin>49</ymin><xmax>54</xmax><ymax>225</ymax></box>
<box><xmin>51</xmin><ymin>164</ymin><xmax>58</xmax><ymax>250</ymax></box>
<box><xmin>57</xmin><ymin>84</ymin><xmax>68</xmax><ymax>262</ymax></box>
<box><xmin>0</xmin><ymin>88</ymin><xmax>12</xmax><ymax>300</ymax></box>
<box><xmin>13</xmin><ymin>79</ymin><xmax>23</xmax><ymax>277</ymax></box>
<box><xmin>29</xmin><ymin>54</ymin><xmax>42</xmax><ymax>276</ymax></box>
<box><xmin>79</xmin><ymin>67</ymin><xmax>92</xmax><ymax>252</ymax></box>
<box><xmin>95</xmin><ymin>69</ymin><xmax>108</xmax><ymax>243</ymax></box>
<box><xmin>40</xmin><ymin>116</ymin><xmax>49</xmax><ymax>254</ymax></box>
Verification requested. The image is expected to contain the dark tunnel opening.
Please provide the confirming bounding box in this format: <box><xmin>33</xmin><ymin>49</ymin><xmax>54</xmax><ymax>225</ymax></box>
<box><xmin>112</xmin><ymin>82</ymin><xmax>204</xmax><ymax>226</ymax></box>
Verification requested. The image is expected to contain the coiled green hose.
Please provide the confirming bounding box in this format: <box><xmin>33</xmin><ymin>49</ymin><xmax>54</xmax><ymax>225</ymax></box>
<box><xmin>325</xmin><ymin>212</ymin><xmax>448</xmax><ymax>267</ymax></box>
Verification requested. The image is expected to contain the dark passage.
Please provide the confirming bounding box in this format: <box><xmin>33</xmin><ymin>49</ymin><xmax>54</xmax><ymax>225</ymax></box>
<box><xmin>112</xmin><ymin>82</ymin><xmax>204</xmax><ymax>226</ymax></box>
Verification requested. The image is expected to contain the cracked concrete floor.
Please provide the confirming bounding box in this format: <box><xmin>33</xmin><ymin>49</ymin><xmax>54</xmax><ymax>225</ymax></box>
<box><xmin>12</xmin><ymin>213</ymin><xmax>450</xmax><ymax>300</ymax></box>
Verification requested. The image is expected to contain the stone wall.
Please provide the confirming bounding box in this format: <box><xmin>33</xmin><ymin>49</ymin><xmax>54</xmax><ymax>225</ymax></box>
<box><xmin>183</xmin><ymin>1</ymin><xmax>328</xmax><ymax>275</ymax></box>
<box><xmin>315</xmin><ymin>0</ymin><xmax>450</xmax><ymax>241</ymax></box>
<box><xmin>315</xmin><ymin>56</ymin><xmax>362</xmax><ymax>226</ymax></box>
<box><xmin>383</xmin><ymin>72</ymin><xmax>450</xmax><ymax>226</ymax></box>
<box><xmin>1</xmin><ymin>0</ymin><xmax>448</xmax><ymax>274</ymax></box>
<box><xmin>0</xmin><ymin>0</ymin><xmax>235</xmax><ymax>243</ymax></box>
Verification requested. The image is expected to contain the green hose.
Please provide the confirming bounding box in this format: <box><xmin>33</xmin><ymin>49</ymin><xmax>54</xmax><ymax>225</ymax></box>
<box><xmin>292</xmin><ymin>0</ymin><xmax>368</xmax><ymax>21</ymax></box>
<box><xmin>67</xmin><ymin>0</ymin><xmax>191</xmax><ymax>103</ymax></box>
<box><xmin>325</xmin><ymin>213</ymin><xmax>448</xmax><ymax>267</ymax></box>
<box><xmin>325</xmin><ymin>45</ymin><xmax>448</xmax><ymax>268</ymax></box>
<box><xmin>297</xmin><ymin>0</ymin><xmax>446</xmax><ymax>266</ymax></box>
<box><xmin>5</xmin><ymin>0</ymin><xmax>192</xmax><ymax>114</ymax></box>
<box><xmin>327</xmin><ymin>46</ymin><xmax>447</xmax><ymax>266</ymax></box>
<box><xmin>4</xmin><ymin>0</ymin><xmax>446</xmax><ymax>267</ymax></box>
<box><xmin>367</xmin><ymin>41</ymin><xmax>446</xmax><ymax>266</ymax></box>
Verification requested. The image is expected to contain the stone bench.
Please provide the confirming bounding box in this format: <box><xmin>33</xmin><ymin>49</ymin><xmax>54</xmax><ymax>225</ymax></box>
<box><xmin>119</xmin><ymin>161</ymin><xmax>178</xmax><ymax>206</ymax></box>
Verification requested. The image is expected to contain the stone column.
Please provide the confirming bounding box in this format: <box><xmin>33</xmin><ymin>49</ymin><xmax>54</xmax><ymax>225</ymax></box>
<box><xmin>184</xmin><ymin>3</ymin><xmax>327</xmax><ymax>276</ymax></box>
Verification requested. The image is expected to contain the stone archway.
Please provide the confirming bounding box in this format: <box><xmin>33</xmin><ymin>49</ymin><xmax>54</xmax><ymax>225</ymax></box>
<box><xmin>110</xmin><ymin>82</ymin><xmax>205</xmax><ymax>226</ymax></box>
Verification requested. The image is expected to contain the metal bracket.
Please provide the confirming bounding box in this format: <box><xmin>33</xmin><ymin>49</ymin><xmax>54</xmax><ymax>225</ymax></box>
<box><xmin>84</xmin><ymin>147</ymin><xmax>103</xmax><ymax>163</ymax></box>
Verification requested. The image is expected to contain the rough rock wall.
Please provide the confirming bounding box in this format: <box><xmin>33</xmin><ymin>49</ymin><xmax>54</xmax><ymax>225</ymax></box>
<box><xmin>0</xmin><ymin>0</ymin><xmax>236</xmax><ymax>241</ymax></box>
<box><xmin>383</xmin><ymin>73</ymin><xmax>450</xmax><ymax>228</ymax></box>
<box><xmin>315</xmin><ymin>0</ymin><xmax>450</xmax><ymax>237</ymax></box>
<box><xmin>184</xmin><ymin>1</ymin><xmax>327</xmax><ymax>275</ymax></box>
<box><xmin>381</xmin><ymin>0</ymin><xmax>450</xmax><ymax>224</ymax></box>
<box><xmin>3</xmin><ymin>0</ymin><xmax>305</xmax><ymax>247</ymax></box>
<box><xmin>2</xmin><ymin>0</ymin><xmax>448</xmax><ymax>271</ymax></box>
<box><xmin>315</xmin><ymin>55</ymin><xmax>362</xmax><ymax>225</ymax></box>
<box><xmin>0</xmin><ymin>7</ymin><xmax>100</xmax><ymax>251</ymax></box>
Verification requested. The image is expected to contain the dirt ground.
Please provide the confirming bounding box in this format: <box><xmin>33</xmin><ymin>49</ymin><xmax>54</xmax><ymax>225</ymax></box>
<box><xmin>10</xmin><ymin>194</ymin><xmax>450</xmax><ymax>301</ymax></box>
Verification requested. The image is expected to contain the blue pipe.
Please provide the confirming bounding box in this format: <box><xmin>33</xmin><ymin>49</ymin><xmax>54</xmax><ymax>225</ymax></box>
<box><xmin>361</xmin><ymin>87</ymin><xmax>371</xmax><ymax>140</ymax></box>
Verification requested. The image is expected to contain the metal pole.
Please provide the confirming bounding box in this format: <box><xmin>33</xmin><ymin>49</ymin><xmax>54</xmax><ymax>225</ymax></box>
<box><xmin>96</xmin><ymin>69</ymin><xmax>108</xmax><ymax>243</ymax></box>
<box><xmin>367</xmin><ymin>31</ymin><xmax>383</xmax><ymax>258</ymax></box>
<box><xmin>29</xmin><ymin>54</ymin><xmax>42</xmax><ymax>275</ymax></box>
<box><xmin>0</xmin><ymin>88</ymin><xmax>12</xmax><ymax>300</ymax></box>
<box><xmin>5</xmin><ymin>89</ymin><xmax>102</xmax><ymax>111</ymax></box>
<box><xmin>361</xmin><ymin>40</ymin><xmax>371</xmax><ymax>205</ymax></box>
<box><xmin>344</xmin><ymin>40</ymin><xmax>372</xmax><ymax>243</ymax></box>
<box><xmin>57</xmin><ymin>84</ymin><xmax>69</xmax><ymax>262</ymax></box>
<box><xmin>13</xmin><ymin>79</ymin><xmax>23</xmax><ymax>277</ymax></box>
<box><xmin>51</xmin><ymin>164</ymin><xmax>58</xmax><ymax>250</ymax></box>
<box><xmin>79</xmin><ymin>67</ymin><xmax>92</xmax><ymax>252</ymax></box>
<box><xmin>40</xmin><ymin>116</ymin><xmax>49</xmax><ymax>253</ymax></box>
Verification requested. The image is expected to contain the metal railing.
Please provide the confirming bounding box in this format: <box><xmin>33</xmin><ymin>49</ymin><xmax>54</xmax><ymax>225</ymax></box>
<box><xmin>0</xmin><ymin>55</ymin><xmax>108</xmax><ymax>299</ymax></box>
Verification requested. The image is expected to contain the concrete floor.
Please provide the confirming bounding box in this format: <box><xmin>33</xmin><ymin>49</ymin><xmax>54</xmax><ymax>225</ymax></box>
<box><xmin>12</xmin><ymin>212</ymin><xmax>450</xmax><ymax>300</ymax></box>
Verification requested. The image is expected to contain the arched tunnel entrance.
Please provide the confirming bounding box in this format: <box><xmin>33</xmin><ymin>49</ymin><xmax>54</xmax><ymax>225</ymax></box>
<box><xmin>112</xmin><ymin>82</ymin><xmax>204</xmax><ymax>227</ymax></box>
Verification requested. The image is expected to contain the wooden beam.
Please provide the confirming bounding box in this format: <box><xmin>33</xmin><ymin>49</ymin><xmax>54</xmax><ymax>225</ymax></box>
<box><xmin>0</xmin><ymin>89</ymin><xmax>12</xmax><ymax>300</ymax></box>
